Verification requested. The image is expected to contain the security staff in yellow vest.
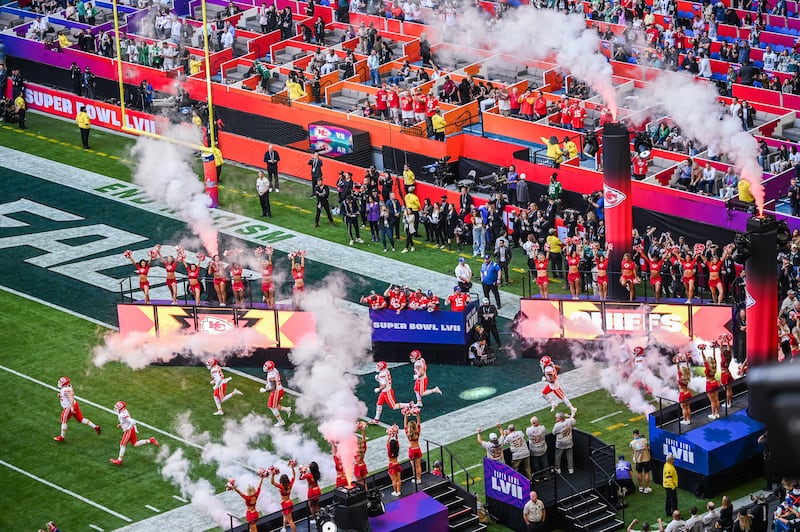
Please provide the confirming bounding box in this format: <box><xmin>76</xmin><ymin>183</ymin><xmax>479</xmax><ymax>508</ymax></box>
<box><xmin>76</xmin><ymin>106</ymin><xmax>91</xmax><ymax>149</ymax></box>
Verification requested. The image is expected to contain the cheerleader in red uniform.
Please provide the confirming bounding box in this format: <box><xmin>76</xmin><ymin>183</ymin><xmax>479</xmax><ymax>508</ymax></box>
<box><xmin>644</xmin><ymin>253</ymin><xmax>665</xmax><ymax>303</ymax></box>
<box><xmin>703</xmin><ymin>251</ymin><xmax>729</xmax><ymax>305</ymax></box>
<box><xmin>702</xmin><ymin>344</ymin><xmax>721</xmax><ymax>419</ymax></box>
<box><xmin>674</xmin><ymin>354</ymin><xmax>693</xmax><ymax>425</ymax></box>
<box><xmin>158</xmin><ymin>250</ymin><xmax>179</xmax><ymax>305</ymax></box>
<box><xmin>125</xmin><ymin>250</ymin><xmax>152</xmax><ymax>304</ymax></box>
<box><xmin>257</xmin><ymin>247</ymin><xmax>275</xmax><ymax>308</ymax></box>
<box><xmin>534</xmin><ymin>251</ymin><xmax>550</xmax><ymax>299</ymax></box>
<box><xmin>404</xmin><ymin>406</ymin><xmax>422</xmax><ymax>484</ymax></box>
<box><xmin>270</xmin><ymin>462</ymin><xmax>297</xmax><ymax>532</ymax></box>
<box><xmin>718</xmin><ymin>335</ymin><xmax>734</xmax><ymax>408</ymax></box>
<box><xmin>228</xmin><ymin>475</ymin><xmax>265</xmax><ymax>532</ymax></box>
<box><xmin>354</xmin><ymin>422</ymin><xmax>368</xmax><ymax>488</ymax></box>
<box><xmin>387</xmin><ymin>424</ymin><xmax>403</xmax><ymax>496</ymax></box>
<box><xmin>566</xmin><ymin>248</ymin><xmax>581</xmax><ymax>300</ymax></box>
<box><xmin>181</xmin><ymin>252</ymin><xmax>203</xmax><ymax>306</ymax></box>
<box><xmin>299</xmin><ymin>462</ymin><xmax>321</xmax><ymax>523</ymax></box>
<box><xmin>680</xmin><ymin>251</ymin><xmax>700</xmax><ymax>304</ymax></box>
<box><xmin>620</xmin><ymin>252</ymin><xmax>639</xmax><ymax>302</ymax></box>
<box><xmin>594</xmin><ymin>249</ymin><xmax>609</xmax><ymax>301</ymax></box>
<box><xmin>331</xmin><ymin>442</ymin><xmax>348</xmax><ymax>488</ymax></box>
<box><xmin>230</xmin><ymin>256</ymin><xmax>245</xmax><ymax>307</ymax></box>
<box><xmin>291</xmin><ymin>251</ymin><xmax>305</xmax><ymax>308</ymax></box>
<box><xmin>207</xmin><ymin>254</ymin><xmax>228</xmax><ymax>306</ymax></box>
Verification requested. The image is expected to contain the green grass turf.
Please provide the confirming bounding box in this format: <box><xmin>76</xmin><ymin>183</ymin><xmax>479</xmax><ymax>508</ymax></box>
<box><xmin>0</xmin><ymin>113</ymin><xmax>572</xmax><ymax>298</ymax></box>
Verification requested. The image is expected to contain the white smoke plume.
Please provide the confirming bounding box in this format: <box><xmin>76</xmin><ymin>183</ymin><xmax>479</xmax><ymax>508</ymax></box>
<box><xmin>159</xmin><ymin>447</ymin><xmax>234</xmax><ymax>528</ymax></box>
<box><xmin>92</xmin><ymin>327</ymin><xmax>268</xmax><ymax>369</ymax></box>
<box><xmin>636</xmin><ymin>72</ymin><xmax>764</xmax><ymax>212</ymax></box>
<box><xmin>448</xmin><ymin>7</ymin><xmax>618</xmax><ymax>114</ymax></box>
<box><xmin>130</xmin><ymin>125</ymin><xmax>219</xmax><ymax>255</ymax></box>
<box><xmin>288</xmin><ymin>272</ymin><xmax>372</xmax><ymax>481</ymax></box>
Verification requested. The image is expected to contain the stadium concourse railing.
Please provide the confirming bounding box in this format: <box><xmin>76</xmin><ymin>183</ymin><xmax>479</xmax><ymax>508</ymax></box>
<box><xmin>652</xmin><ymin>381</ymin><xmax>747</xmax><ymax>437</ymax></box>
<box><xmin>422</xmin><ymin>437</ymin><xmax>477</xmax><ymax>496</ymax></box>
<box><xmin>520</xmin><ymin>268</ymin><xmax>723</xmax><ymax>305</ymax></box>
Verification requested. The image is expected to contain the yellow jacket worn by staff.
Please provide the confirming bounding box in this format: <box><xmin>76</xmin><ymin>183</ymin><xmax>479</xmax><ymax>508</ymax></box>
<box><xmin>546</xmin><ymin>234</ymin><xmax>562</xmax><ymax>254</ymax></box>
<box><xmin>541</xmin><ymin>136</ymin><xmax>563</xmax><ymax>164</ymax></box>
<box><xmin>76</xmin><ymin>111</ymin><xmax>90</xmax><ymax>129</ymax></box>
<box><xmin>738</xmin><ymin>179</ymin><xmax>754</xmax><ymax>203</ymax></box>
<box><xmin>287</xmin><ymin>79</ymin><xmax>307</xmax><ymax>100</ymax></box>
<box><xmin>432</xmin><ymin>113</ymin><xmax>446</xmax><ymax>133</ymax></box>
<box><xmin>662</xmin><ymin>460</ymin><xmax>678</xmax><ymax>489</ymax></box>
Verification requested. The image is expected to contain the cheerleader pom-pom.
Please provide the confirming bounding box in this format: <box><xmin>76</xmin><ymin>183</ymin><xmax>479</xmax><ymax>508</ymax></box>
<box><xmin>298</xmin><ymin>464</ymin><xmax>308</xmax><ymax>475</ymax></box>
<box><xmin>256</xmin><ymin>468</ymin><xmax>269</xmax><ymax>478</ymax></box>
<box><xmin>287</xmin><ymin>459</ymin><xmax>297</xmax><ymax>468</ymax></box>
<box><xmin>386</xmin><ymin>424</ymin><xmax>399</xmax><ymax>438</ymax></box>
<box><xmin>176</xmin><ymin>251</ymin><xmax>186</xmax><ymax>262</ymax></box>
<box><xmin>268</xmin><ymin>465</ymin><xmax>280</xmax><ymax>476</ymax></box>
<box><xmin>255</xmin><ymin>247</ymin><xmax>264</xmax><ymax>257</ymax></box>
<box><xmin>175</xmin><ymin>244</ymin><xmax>185</xmax><ymax>254</ymax></box>
<box><xmin>197</xmin><ymin>252</ymin><xmax>207</xmax><ymax>262</ymax></box>
<box><xmin>410</xmin><ymin>405</ymin><xmax>421</xmax><ymax>416</ymax></box>
<box><xmin>265</xmin><ymin>245</ymin><xmax>274</xmax><ymax>255</ymax></box>
<box><xmin>289</xmin><ymin>252</ymin><xmax>296</xmax><ymax>260</ymax></box>
<box><xmin>149</xmin><ymin>249</ymin><xmax>159</xmax><ymax>259</ymax></box>
<box><xmin>226</xmin><ymin>478</ymin><xmax>237</xmax><ymax>490</ymax></box>
<box><xmin>400</xmin><ymin>405</ymin><xmax>411</xmax><ymax>416</ymax></box>
<box><xmin>694</xmin><ymin>243</ymin><xmax>706</xmax><ymax>254</ymax></box>
<box><xmin>153</xmin><ymin>244</ymin><xmax>161</xmax><ymax>254</ymax></box>
<box><xmin>123</xmin><ymin>250</ymin><xmax>133</xmax><ymax>259</ymax></box>
<box><xmin>697</xmin><ymin>344</ymin><xmax>707</xmax><ymax>351</ymax></box>
<box><xmin>299</xmin><ymin>249</ymin><xmax>307</xmax><ymax>257</ymax></box>
<box><xmin>605</xmin><ymin>243</ymin><xmax>614</xmax><ymax>252</ymax></box>
<box><xmin>544</xmin><ymin>243</ymin><xmax>550</xmax><ymax>252</ymax></box>
<box><xmin>223</xmin><ymin>249</ymin><xmax>232</xmax><ymax>258</ymax></box>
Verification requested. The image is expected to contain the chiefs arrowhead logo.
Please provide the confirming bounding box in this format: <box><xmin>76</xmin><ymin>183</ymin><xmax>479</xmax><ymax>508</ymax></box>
<box><xmin>745</xmin><ymin>289</ymin><xmax>755</xmax><ymax>308</ymax></box>
<box><xmin>603</xmin><ymin>184</ymin><xmax>627</xmax><ymax>208</ymax></box>
<box><xmin>200</xmin><ymin>316</ymin><xmax>234</xmax><ymax>334</ymax></box>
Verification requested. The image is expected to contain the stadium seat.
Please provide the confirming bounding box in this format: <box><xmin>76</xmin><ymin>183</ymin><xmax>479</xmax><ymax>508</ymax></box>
<box><xmin>754</xmin><ymin>60</ymin><xmax>764</xmax><ymax>68</ymax></box>
<box><xmin>711</xmin><ymin>52</ymin><xmax>721</xmax><ymax>59</ymax></box>
<box><xmin>789</xmin><ymin>28</ymin><xmax>798</xmax><ymax>35</ymax></box>
<box><xmin>712</xmin><ymin>73</ymin><xmax>727</xmax><ymax>81</ymax></box>
<box><xmin>774</xmin><ymin>44</ymin><xmax>785</xmax><ymax>52</ymax></box>
<box><xmin>628</xmin><ymin>56</ymin><xmax>638</xmax><ymax>64</ymax></box>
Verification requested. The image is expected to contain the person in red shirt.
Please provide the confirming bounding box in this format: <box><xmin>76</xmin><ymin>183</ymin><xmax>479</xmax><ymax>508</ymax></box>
<box><xmin>518</xmin><ymin>89</ymin><xmax>534</xmax><ymax>120</ymax></box>
<box><xmin>673</xmin><ymin>27</ymin><xmax>685</xmax><ymax>50</ymax></box>
<box><xmin>644</xmin><ymin>253</ymin><xmax>665</xmax><ymax>303</ymax></box>
<box><xmin>509</xmin><ymin>87</ymin><xmax>521</xmax><ymax>116</ymax></box>
<box><xmin>387</xmin><ymin>87</ymin><xmax>401</xmax><ymax>124</ymax></box>
<box><xmin>701</xmin><ymin>251</ymin><xmax>729</xmax><ymax>304</ymax></box>
<box><xmin>125</xmin><ymin>252</ymin><xmax>152</xmax><ymax>304</ymax></box>
<box><xmin>299</xmin><ymin>462</ymin><xmax>321</xmax><ymax>523</ymax></box>
<box><xmin>425</xmin><ymin>289</ymin><xmax>440</xmax><ymax>311</ymax></box>
<box><xmin>270</xmin><ymin>463</ymin><xmax>297</xmax><ymax>532</ymax></box>
<box><xmin>386</xmin><ymin>424</ymin><xmax>403</xmax><ymax>496</ymax></box>
<box><xmin>331</xmin><ymin>442</ymin><xmax>348</xmax><ymax>488</ymax></box>
<box><xmin>620</xmin><ymin>252</ymin><xmax>639</xmax><ymax>302</ymax></box>
<box><xmin>413</xmin><ymin>91</ymin><xmax>427</xmax><ymax>124</ymax></box>
<box><xmin>674</xmin><ymin>354</ymin><xmax>692</xmax><ymax>425</ymax></box>
<box><xmin>400</xmin><ymin>91</ymin><xmax>414</xmax><ymax>126</ymax></box>
<box><xmin>425</xmin><ymin>91</ymin><xmax>439</xmax><ymax>136</ymax></box>
<box><xmin>361</xmin><ymin>290</ymin><xmax>387</xmax><ymax>309</ymax></box>
<box><xmin>644</xmin><ymin>24</ymin><xmax>660</xmax><ymax>47</ymax></box>
<box><xmin>560</xmin><ymin>97</ymin><xmax>572</xmax><ymax>130</ymax></box>
<box><xmin>375</xmin><ymin>84</ymin><xmax>389</xmax><ymax>121</ymax></box>
<box><xmin>533</xmin><ymin>90</ymin><xmax>548</xmax><ymax>120</ymax></box>
<box><xmin>571</xmin><ymin>101</ymin><xmax>587</xmax><ymax>132</ymax></box>
<box><xmin>632</xmin><ymin>152</ymin><xmax>649</xmax><ymax>180</ymax></box>
<box><xmin>702</xmin><ymin>345</ymin><xmax>721</xmax><ymax>419</ymax></box>
<box><xmin>447</xmin><ymin>285</ymin><xmax>470</xmax><ymax>311</ymax></box>
<box><xmin>719</xmin><ymin>336</ymin><xmax>734</xmax><ymax>407</ymax></box>
<box><xmin>534</xmin><ymin>252</ymin><xmax>550</xmax><ymax>299</ymax></box>
<box><xmin>566</xmin><ymin>249</ymin><xmax>582</xmax><ymax>300</ymax></box>
<box><xmin>594</xmin><ymin>250</ymin><xmax>609</xmax><ymax>301</ymax></box>
<box><xmin>408</xmin><ymin>288</ymin><xmax>428</xmax><ymax>310</ymax></box>
<box><xmin>599</xmin><ymin>106</ymin><xmax>612</xmax><ymax>127</ymax></box>
<box><xmin>158</xmin><ymin>251</ymin><xmax>179</xmax><ymax>305</ymax></box>
<box><xmin>384</xmin><ymin>284</ymin><xmax>407</xmax><ymax>314</ymax></box>
<box><xmin>229</xmin><ymin>476</ymin><xmax>265</xmax><ymax>532</ymax></box>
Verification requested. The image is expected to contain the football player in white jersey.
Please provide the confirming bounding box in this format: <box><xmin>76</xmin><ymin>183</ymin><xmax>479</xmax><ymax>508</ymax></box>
<box><xmin>409</xmin><ymin>350</ymin><xmax>442</xmax><ymax>407</ymax></box>
<box><xmin>371</xmin><ymin>361</ymin><xmax>410</xmax><ymax>424</ymax></box>
<box><xmin>110</xmin><ymin>401</ymin><xmax>159</xmax><ymax>465</ymax></box>
<box><xmin>53</xmin><ymin>377</ymin><xmax>100</xmax><ymax>442</ymax></box>
<box><xmin>540</xmin><ymin>356</ymin><xmax>577</xmax><ymax>416</ymax></box>
<box><xmin>259</xmin><ymin>360</ymin><xmax>292</xmax><ymax>425</ymax></box>
<box><xmin>207</xmin><ymin>358</ymin><xmax>243</xmax><ymax>415</ymax></box>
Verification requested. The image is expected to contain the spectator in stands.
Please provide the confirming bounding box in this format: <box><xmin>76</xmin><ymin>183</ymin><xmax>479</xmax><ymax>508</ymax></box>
<box><xmin>663</xmin><ymin>455</ymin><xmax>679</xmax><ymax>517</ymax></box>
<box><xmin>630</xmin><ymin>429</ymin><xmax>653</xmax><ymax>493</ymax></box>
<box><xmin>738</xmin><ymin>178</ymin><xmax>754</xmax><ymax>204</ymax></box>
<box><xmin>523</xmin><ymin>491</ymin><xmax>547</xmax><ymax>531</ymax></box>
<box><xmin>552</xmin><ymin>411</ymin><xmax>576</xmax><ymax>475</ymax></box>
<box><xmin>686</xmin><ymin>506</ymin><xmax>703</xmax><ymax>532</ymax></box>
<box><xmin>626</xmin><ymin>519</ymin><xmax>652</xmax><ymax>532</ymax></box>
<box><xmin>500</xmin><ymin>424</ymin><xmax>531</xmax><ymax>478</ymax></box>
<box><xmin>703</xmin><ymin>501</ymin><xmax>720</xmax><ymax>531</ymax></box>
<box><xmin>720</xmin><ymin>169</ymin><xmax>738</xmax><ymax>200</ymax></box>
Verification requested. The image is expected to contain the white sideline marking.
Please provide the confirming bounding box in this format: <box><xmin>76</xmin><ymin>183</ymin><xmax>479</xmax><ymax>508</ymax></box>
<box><xmin>0</xmin><ymin>459</ymin><xmax>132</xmax><ymax>522</ymax></box>
<box><xmin>0</xmin><ymin>363</ymin><xmax>203</xmax><ymax>451</ymax></box>
<box><xmin>88</xmin><ymin>525</ymin><xmax>105</xmax><ymax>531</ymax></box>
<box><xmin>172</xmin><ymin>495</ymin><xmax>188</xmax><ymax>503</ymax></box>
<box><xmin>0</xmin><ymin>285</ymin><xmax>118</xmax><ymax>330</ymax></box>
<box><xmin>450</xmin><ymin>462</ymin><xmax>483</xmax><ymax>477</ymax></box>
<box><xmin>591</xmin><ymin>411</ymin><xmax>623</xmax><ymax>424</ymax></box>
<box><xmin>145</xmin><ymin>505</ymin><xmax>161</xmax><ymax>513</ymax></box>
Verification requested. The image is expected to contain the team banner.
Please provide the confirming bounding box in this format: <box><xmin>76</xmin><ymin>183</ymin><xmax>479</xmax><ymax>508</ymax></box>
<box><xmin>370</xmin><ymin>302</ymin><xmax>478</xmax><ymax>345</ymax></box>
<box><xmin>118</xmin><ymin>304</ymin><xmax>315</xmax><ymax>349</ymax></box>
<box><xmin>23</xmin><ymin>83</ymin><xmax>166</xmax><ymax>135</ymax></box>
<box><xmin>518</xmin><ymin>299</ymin><xmax>731</xmax><ymax>342</ymax></box>
<box><xmin>484</xmin><ymin>458</ymin><xmax>530</xmax><ymax>509</ymax></box>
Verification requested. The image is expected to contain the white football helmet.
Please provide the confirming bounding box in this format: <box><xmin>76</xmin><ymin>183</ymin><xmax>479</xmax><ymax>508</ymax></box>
<box><xmin>114</xmin><ymin>401</ymin><xmax>126</xmax><ymax>412</ymax></box>
<box><xmin>263</xmin><ymin>360</ymin><xmax>275</xmax><ymax>372</ymax></box>
<box><xmin>58</xmin><ymin>376</ymin><xmax>70</xmax><ymax>388</ymax></box>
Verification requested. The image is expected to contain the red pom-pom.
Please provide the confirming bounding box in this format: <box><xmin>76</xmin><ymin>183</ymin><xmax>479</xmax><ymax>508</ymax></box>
<box><xmin>123</xmin><ymin>250</ymin><xmax>133</xmax><ymax>259</ymax></box>
<box><xmin>256</xmin><ymin>468</ymin><xmax>269</xmax><ymax>478</ymax></box>
<box><xmin>287</xmin><ymin>459</ymin><xmax>297</xmax><ymax>468</ymax></box>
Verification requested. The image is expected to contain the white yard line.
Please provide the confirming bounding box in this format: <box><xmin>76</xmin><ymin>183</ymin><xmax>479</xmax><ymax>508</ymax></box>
<box><xmin>0</xmin><ymin>459</ymin><xmax>132</xmax><ymax>522</ymax></box>
<box><xmin>591</xmin><ymin>411</ymin><xmax>623</xmax><ymax>424</ymax></box>
<box><xmin>171</xmin><ymin>495</ymin><xmax>188</xmax><ymax>503</ymax></box>
<box><xmin>88</xmin><ymin>525</ymin><xmax>105</xmax><ymax>531</ymax></box>
<box><xmin>144</xmin><ymin>505</ymin><xmax>161</xmax><ymax>513</ymax></box>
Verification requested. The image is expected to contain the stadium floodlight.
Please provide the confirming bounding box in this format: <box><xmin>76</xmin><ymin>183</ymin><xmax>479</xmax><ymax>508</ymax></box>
<box><xmin>111</xmin><ymin>0</ymin><xmax>216</xmax><ymax>153</ymax></box>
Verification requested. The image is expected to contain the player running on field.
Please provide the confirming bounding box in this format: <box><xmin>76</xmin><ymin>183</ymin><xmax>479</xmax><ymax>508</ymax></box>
<box><xmin>109</xmin><ymin>401</ymin><xmax>159</xmax><ymax>465</ymax></box>
<box><xmin>371</xmin><ymin>361</ymin><xmax>410</xmax><ymax>424</ymax></box>
<box><xmin>53</xmin><ymin>376</ymin><xmax>100</xmax><ymax>442</ymax></box>
<box><xmin>540</xmin><ymin>356</ymin><xmax>577</xmax><ymax>416</ymax></box>
<box><xmin>207</xmin><ymin>358</ymin><xmax>243</xmax><ymax>415</ymax></box>
<box><xmin>260</xmin><ymin>360</ymin><xmax>292</xmax><ymax>425</ymax></box>
<box><xmin>409</xmin><ymin>350</ymin><xmax>442</xmax><ymax>407</ymax></box>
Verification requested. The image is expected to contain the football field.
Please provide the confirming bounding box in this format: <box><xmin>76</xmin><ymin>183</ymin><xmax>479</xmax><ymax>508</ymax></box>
<box><xmin>0</xmin><ymin>121</ymin><xmax>765</xmax><ymax>531</ymax></box>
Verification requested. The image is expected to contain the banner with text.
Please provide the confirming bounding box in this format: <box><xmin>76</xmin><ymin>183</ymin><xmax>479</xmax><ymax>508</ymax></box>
<box><xmin>23</xmin><ymin>83</ymin><xmax>166</xmax><ymax>135</ymax></box>
<box><xmin>370</xmin><ymin>302</ymin><xmax>478</xmax><ymax>345</ymax></box>
<box><xmin>484</xmin><ymin>458</ymin><xmax>530</xmax><ymax>510</ymax></box>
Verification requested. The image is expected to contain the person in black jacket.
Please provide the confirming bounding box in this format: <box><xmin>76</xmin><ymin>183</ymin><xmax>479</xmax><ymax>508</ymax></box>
<box><xmin>479</xmin><ymin>298</ymin><xmax>501</xmax><ymax>346</ymax></box>
<box><xmin>314</xmin><ymin>182</ymin><xmax>334</xmax><ymax>227</ymax></box>
<box><xmin>343</xmin><ymin>196</ymin><xmax>363</xmax><ymax>245</ymax></box>
<box><xmin>70</xmin><ymin>62</ymin><xmax>82</xmax><ymax>95</ymax></box>
<box><xmin>263</xmin><ymin>145</ymin><xmax>281</xmax><ymax>192</ymax></box>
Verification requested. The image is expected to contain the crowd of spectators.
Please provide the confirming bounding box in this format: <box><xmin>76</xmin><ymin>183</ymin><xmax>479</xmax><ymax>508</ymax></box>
<box><xmin>359</xmin><ymin>283</ymin><xmax>442</xmax><ymax>312</ymax></box>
